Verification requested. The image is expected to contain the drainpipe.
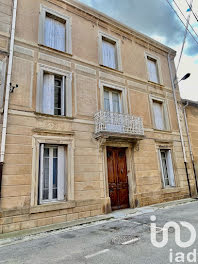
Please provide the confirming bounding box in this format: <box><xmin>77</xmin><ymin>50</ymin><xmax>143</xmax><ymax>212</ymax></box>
<box><xmin>183</xmin><ymin>101</ymin><xmax>198</xmax><ymax>194</ymax></box>
<box><xmin>0</xmin><ymin>0</ymin><xmax>18</xmax><ymax>199</ymax></box>
<box><xmin>167</xmin><ymin>53</ymin><xmax>192</xmax><ymax>197</ymax></box>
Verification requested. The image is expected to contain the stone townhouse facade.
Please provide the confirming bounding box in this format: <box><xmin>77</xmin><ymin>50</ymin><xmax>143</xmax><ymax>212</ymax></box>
<box><xmin>0</xmin><ymin>0</ymin><xmax>196</xmax><ymax>234</ymax></box>
<box><xmin>182</xmin><ymin>100</ymin><xmax>198</xmax><ymax>189</ymax></box>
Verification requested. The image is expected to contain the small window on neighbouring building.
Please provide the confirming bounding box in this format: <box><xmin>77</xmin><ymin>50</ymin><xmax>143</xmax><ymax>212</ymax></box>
<box><xmin>43</xmin><ymin>73</ymin><xmax>65</xmax><ymax>116</ymax></box>
<box><xmin>44</xmin><ymin>13</ymin><xmax>66</xmax><ymax>52</ymax></box>
<box><xmin>39</xmin><ymin>144</ymin><xmax>65</xmax><ymax>204</ymax></box>
<box><xmin>159</xmin><ymin>149</ymin><xmax>176</xmax><ymax>188</ymax></box>
<box><xmin>153</xmin><ymin>100</ymin><xmax>165</xmax><ymax>130</ymax></box>
<box><xmin>104</xmin><ymin>89</ymin><xmax>121</xmax><ymax>113</ymax></box>
<box><xmin>147</xmin><ymin>57</ymin><xmax>160</xmax><ymax>83</ymax></box>
<box><xmin>102</xmin><ymin>37</ymin><xmax>117</xmax><ymax>69</ymax></box>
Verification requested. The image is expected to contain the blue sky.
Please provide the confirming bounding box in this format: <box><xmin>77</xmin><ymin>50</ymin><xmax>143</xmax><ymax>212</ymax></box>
<box><xmin>78</xmin><ymin>0</ymin><xmax>198</xmax><ymax>101</ymax></box>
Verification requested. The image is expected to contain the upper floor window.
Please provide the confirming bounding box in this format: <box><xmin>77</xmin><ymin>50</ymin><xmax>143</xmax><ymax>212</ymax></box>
<box><xmin>159</xmin><ymin>149</ymin><xmax>176</xmax><ymax>188</ymax></box>
<box><xmin>150</xmin><ymin>97</ymin><xmax>169</xmax><ymax>131</ymax></box>
<box><xmin>39</xmin><ymin>144</ymin><xmax>66</xmax><ymax>203</ymax></box>
<box><xmin>99</xmin><ymin>32</ymin><xmax>122</xmax><ymax>71</ymax></box>
<box><xmin>36</xmin><ymin>65</ymin><xmax>72</xmax><ymax>117</ymax></box>
<box><xmin>39</xmin><ymin>6</ymin><xmax>72</xmax><ymax>54</ymax></box>
<box><xmin>43</xmin><ymin>73</ymin><xmax>65</xmax><ymax>116</ymax></box>
<box><xmin>104</xmin><ymin>89</ymin><xmax>121</xmax><ymax>113</ymax></box>
<box><xmin>102</xmin><ymin>37</ymin><xmax>117</xmax><ymax>69</ymax></box>
<box><xmin>147</xmin><ymin>56</ymin><xmax>160</xmax><ymax>84</ymax></box>
<box><xmin>153</xmin><ymin>100</ymin><xmax>165</xmax><ymax>130</ymax></box>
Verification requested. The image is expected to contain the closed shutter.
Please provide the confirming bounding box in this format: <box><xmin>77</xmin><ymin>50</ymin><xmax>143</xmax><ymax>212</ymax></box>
<box><xmin>147</xmin><ymin>58</ymin><xmax>159</xmax><ymax>83</ymax></box>
<box><xmin>39</xmin><ymin>144</ymin><xmax>44</xmax><ymax>204</ymax></box>
<box><xmin>61</xmin><ymin>76</ymin><xmax>65</xmax><ymax>116</ymax></box>
<box><xmin>43</xmin><ymin>74</ymin><xmax>54</xmax><ymax>115</ymax></box>
<box><xmin>102</xmin><ymin>40</ymin><xmax>116</xmax><ymax>69</ymax></box>
<box><xmin>45</xmin><ymin>16</ymin><xmax>65</xmax><ymax>52</ymax></box>
<box><xmin>58</xmin><ymin>146</ymin><xmax>65</xmax><ymax>201</ymax></box>
<box><xmin>153</xmin><ymin>101</ymin><xmax>164</xmax><ymax>130</ymax></box>
<box><xmin>66</xmin><ymin>75</ymin><xmax>72</xmax><ymax>117</ymax></box>
<box><xmin>167</xmin><ymin>150</ymin><xmax>176</xmax><ymax>187</ymax></box>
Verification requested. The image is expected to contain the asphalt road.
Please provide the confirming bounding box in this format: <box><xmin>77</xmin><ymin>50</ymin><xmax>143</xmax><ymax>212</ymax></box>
<box><xmin>0</xmin><ymin>200</ymin><xmax>198</xmax><ymax>264</ymax></box>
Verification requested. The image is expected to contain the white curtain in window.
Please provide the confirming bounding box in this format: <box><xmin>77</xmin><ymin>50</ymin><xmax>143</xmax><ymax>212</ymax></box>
<box><xmin>45</xmin><ymin>16</ymin><xmax>65</xmax><ymax>52</ymax></box>
<box><xmin>112</xmin><ymin>92</ymin><xmax>120</xmax><ymax>113</ymax></box>
<box><xmin>147</xmin><ymin>58</ymin><xmax>159</xmax><ymax>83</ymax></box>
<box><xmin>153</xmin><ymin>101</ymin><xmax>164</xmax><ymax>130</ymax></box>
<box><xmin>167</xmin><ymin>151</ymin><xmax>176</xmax><ymax>187</ymax></box>
<box><xmin>58</xmin><ymin>146</ymin><xmax>65</xmax><ymax>201</ymax></box>
<box><xmin>104</xmin><ymin>90</ymin><xmax>110</xmax><ymax>111</ymax></box>
<box><xmin>43</xmin><ymin>74</ymin><xmax>54</xmax><ymax>115</ymax></box>
<box><xmin>102</xmin><ymin>40</ymin><xmax>116</xmax><ymax>69</ymax></box>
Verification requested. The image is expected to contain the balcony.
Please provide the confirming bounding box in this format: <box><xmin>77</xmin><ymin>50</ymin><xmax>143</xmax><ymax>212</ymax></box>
<box><xmin>94</xmin><ymin>110</ymin><xmax>144</xmax><ymax>141</ymax></box>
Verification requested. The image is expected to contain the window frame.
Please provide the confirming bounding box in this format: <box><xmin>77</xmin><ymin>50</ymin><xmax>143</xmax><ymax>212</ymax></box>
<box><xmin>150</xmin><ymin>95</ymin><xmax>170</xmax><ymax>131</ymax></box>
<box><xmin>39</xmin><ymin>5</ymin><xmax>72</xmax><ymax>54</ymax></box>
<box><xmin>99</xmin><ymin>81</ymin><xmax>127</xmax><ymax>114</ymax></box>
<box><xmin>159</xmin><ymin>149</ymin><xmax>176</xmax><ymax>188</ymax></box>
<box><xmin>36</xmin><ymin>64</ymin><xmax>73</xmax><ymax>117</ymax></box>
<box><xmin>98</xmin><ymin>32</ymin><xmax>122</xmax><ymax>71</ymax></box>
<box><xmin>31</xmin><ymin>135</ymin><xmax>74</xmax><ymax>207</ymax></box>
<box><xmin>145</xmin><ymin>53</ymin><xmax>163</xmax><ymax>85</ymax></box>
<box><xmin>103</xmin><ymin>88</ymin><xmax>122</xmax><ymax>113</ymax></box>
<box><xmin>39</xmin><ymin>144</ymin><xmax>66</xmax><ymax>204</ymax></box>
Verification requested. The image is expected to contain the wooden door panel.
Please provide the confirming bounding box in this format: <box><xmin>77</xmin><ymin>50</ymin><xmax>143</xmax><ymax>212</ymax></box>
<box><xmin>107</xmin><ymin>147</ymin><xmax>129</xmax><ymax>210</ymax></box>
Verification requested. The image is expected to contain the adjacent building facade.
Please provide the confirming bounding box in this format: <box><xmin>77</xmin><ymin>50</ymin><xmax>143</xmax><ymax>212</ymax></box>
<box><xmin>0</xmin><ymin>0</ymin><xmax>196</xmax><ymax>234</ymax></box>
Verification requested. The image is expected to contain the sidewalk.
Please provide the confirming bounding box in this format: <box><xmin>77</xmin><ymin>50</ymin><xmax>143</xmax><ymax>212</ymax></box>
<box><xmin>0</xmin><ymin>198</ymin><xmax>196</xmax><ymax>246</ymax></box>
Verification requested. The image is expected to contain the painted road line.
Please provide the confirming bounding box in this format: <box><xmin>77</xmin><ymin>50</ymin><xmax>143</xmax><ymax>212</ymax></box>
<box><xmin>85</xmin><ymin>249</ymin><xmax>110</xmax><ymax>259</ymax></box>
<box><xmin>122</xmin><ymin>237</ymin><xmax>140</xmax><ymax>245</ymax></box>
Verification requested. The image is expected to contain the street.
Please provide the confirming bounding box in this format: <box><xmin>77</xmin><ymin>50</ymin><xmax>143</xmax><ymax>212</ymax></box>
<box><xmin>0</xmin><ymin>200</ymin><xmax>198</xmax><ymax>264</ymax></box>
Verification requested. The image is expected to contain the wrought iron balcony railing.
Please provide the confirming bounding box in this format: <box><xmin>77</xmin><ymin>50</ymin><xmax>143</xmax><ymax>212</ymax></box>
<box><xmin>94</xmin><ymin>110</ymin><xmax>144</xmax><ymax>139</ymax></box>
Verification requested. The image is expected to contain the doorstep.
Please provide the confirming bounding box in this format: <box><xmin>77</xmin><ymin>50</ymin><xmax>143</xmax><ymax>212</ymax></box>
<box><xmin>0</xmin><ymin>198</ymin><xmax>197</xmax><ymax>246</ymax></box>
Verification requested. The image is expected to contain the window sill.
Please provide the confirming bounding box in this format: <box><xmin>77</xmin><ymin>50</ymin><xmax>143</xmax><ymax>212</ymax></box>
<box><xmin>99</xmin><ymin>64</ymin><xmax>123</xmax><ymax>74</ymax></box>
<box><xmin>148</xmin><ymin>80</ymin><xmax>164</xmax><ymax>87</ymax></box>
<box><xmin>38</xmin><ymin>44</ymin><xmax>72</xmax><ymax>57</ymax></box>
<box><xmin>153</xmin><ymin>128</ymin><xmax>171</xmax><ymax>133</ymax></box>
<box><xmin>30</xmin><ymin>200</ymin><xmax>75</xmax><ymax>214</ymax></box>
<box><xmin>161</xmin><ymin>187</ymin><xmax>181</xmax><ymax>193</ymax></box>
<box><xmin>34</xmin><ymin>111</ymin><xmax>74</xmax><ymax>120</ymax></box>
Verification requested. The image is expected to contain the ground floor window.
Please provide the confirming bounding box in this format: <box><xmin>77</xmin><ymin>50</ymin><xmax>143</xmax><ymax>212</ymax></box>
<box><xmin>39</xmin><ymin>144</ymin><xmax>66</xmax><ymax>204</ymax></box>
<box><xmin>159</xmin><ymin>149</ymin><xmax>176</xmax><ymax>188</ymax></box>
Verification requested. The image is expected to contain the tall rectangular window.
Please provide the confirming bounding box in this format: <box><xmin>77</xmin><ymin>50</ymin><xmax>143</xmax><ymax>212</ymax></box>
<box><xmin>102</xmin><ymin>38</ymin><xmax>117</xmax><ymax>69</ymax></box>
<box><xmin>104</xmin><ymin>89</ymin><xmax>121</xmax><ymax>113</ymax></box>
<box><xmin>39</xmin><ymin>144</ymin><xmax>65</xmax><ymax>203</ymax></box>
<box><xmin>43</xmin><ymin>73</ymin><xmax>65</xmax><ymax>116</ymax></box>
<box><xmin>159</xmin><ymin>150</ymin><xmax>175</xmax><ymax>188</ymax></box>
<box><xmin>39</xmin><ymin>6</ymin><xmax>72</xmax><ymax>54</ymax></box>
<box><xmin>153</xmin><ymin>100</ymin><xmax>165</xmax><ymax>130</ymax></box>
<box><xmin>147</xmin><ymin>57</ymin><xmax>159</xmax><ymax>83</ymax></box>
<box><xmin>44</xmin><ymin>14</ymin><xmax>66</xmax><ymax>52</ymax></box>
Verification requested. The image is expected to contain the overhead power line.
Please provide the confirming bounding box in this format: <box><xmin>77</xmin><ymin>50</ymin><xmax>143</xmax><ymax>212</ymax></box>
<box><xmin>165</xmin><ymin>0</ymin><xmax>198</xmax><ymax>48</ymax></box>
<box><xmin>172</xmin><ymin>0</ymin><xmax>198</xmax><ymax>40</ymax></box>
<box><xmin>184</xmin><ymin>0</ymin><xmax>198</xmax><ymax>22</ymax></box>
<box><xmin>176</xmin><ymin>0</ymin><xmax>193</xmax><ymax>72</ymax></box>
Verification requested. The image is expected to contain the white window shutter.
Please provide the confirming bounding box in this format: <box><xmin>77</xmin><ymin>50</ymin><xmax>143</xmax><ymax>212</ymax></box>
<box><xmin>159</xmin><ymin>150</ymin><xmax>165</xmax><ymax>188</ymax></box>
<box><xmin>167</xmin><ymin>150</ymin><xmax>176</xmax><ymax>187</ymax></box>
<box><xmin>39</xmin><ymin>144</ymin><xmax>44</xmax><ymax>204</ymax></box>
<box><xmin>66</xmin><ymin>74</ymin><xmax>72</xmax><ymax>117</ymax></box>
<box><xmin>43</xmin><ymin>74</ymin><xmax>54</xmax><ymax>115</ymax></box>
<box><xmin>153</xmin><ymin>101</ymin><xmax>164</xmax><ymax>130</ymax></box>
<box><xmin>102</xmin><ymin>40</ymin><xmax>116</xmax><ymax>69</ymax></box>
<box><xmin>58</xmin><ymin>146</ymin><xmax>65</xmax><ymax>201</ymax></box>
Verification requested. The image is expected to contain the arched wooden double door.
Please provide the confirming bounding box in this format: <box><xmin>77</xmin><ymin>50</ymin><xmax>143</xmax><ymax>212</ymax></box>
<box><xmin>107</xmin><ymin>147</ymin><xmax>129</xmax><ymax>210</ymax></box>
